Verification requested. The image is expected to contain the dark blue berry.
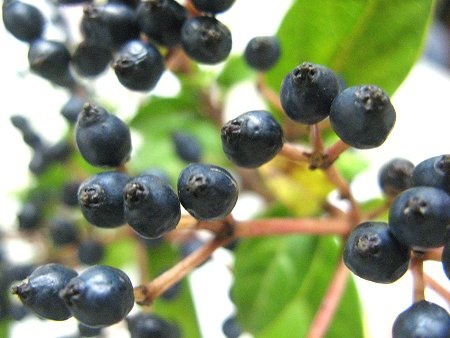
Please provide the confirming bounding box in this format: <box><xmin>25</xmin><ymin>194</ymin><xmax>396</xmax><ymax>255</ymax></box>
<box><xmin>280</xmin><ymin>62</ymin><xmax>339</xmax><ymax>124</ymax></box>
<box><xmin>411</xmin><ymin>154</ymin><xmax>450</xmax><ymax>194</ymax></box>
<box><xmin>137</xmin><ymin>0</ymin><xmax>187</xmax><ymax>47</ymax></box>
<box><xmin>378</xmin><ymin>158</ymin><xmax>415</xmax><ymax>197</ymax></box>
<box><xmin>392</xmin><ymin>300</ymin><xmax>450</xmax><ymax>338</ymax></box>
<box><xmin>12</xmin><ymin>263</ymin><xmax>78</xmax><ymax>321</ymax></box>
<box><xmin>61</xmin><ymin>180</ymin><xmax>82</xmax><ymax>207</ymax></box>
<box><xmin>75</xmin><ymin>103</ymin><xmax>132</xmax><ymax>167</ymax></box>
<box><xmin>60</xmin><ymin>265</ymin><xmax>134</xmax><ymax>328</ymax></box>
<box><xmin>112</xmin><ymin>39</ymin><xmax>165</xmax><ymax>92</ymax></box>
<box><xmin>179</xmin><ymin>236</ymin><xmax>210</xmax><ymax>267</ymax></box>
<box><xmin>124</xmin><ymin>175</ymin><xmax>181</xmax><ymax>239</ymax></box>
<box><xmin>244</xmin><ymin>36</ymin><xmax>281</xmax><ymax>71</ymax></box>
<box><xmin>17</xmin><ymin>200</ymin><xmax>43</xmax><ymax>231</ymax></box>
<box><xmin>2</xmin><ymin>0</ymin><xmax>45</xmax><ymax>43</ymax></box>
<box><xmin>49</xmin><ymin>218</ymin><xmax>79</xmax><ymax>246</ymax></box>
<box><xmin>10</xmin><ymin>114</ymin><xmax>44</xmax><ymax>151</ymax></box>
<box><xmin>61</xmin><ymin>94</ymin><xmax>85</xmax><ymax>124</ymax></box>
<box><xmin>77</xmin><ymin>239</ymin><xmax>105</xmax><ymax>265</ymax></box>
<box><xmin>221</xmin><ymin>110</ymin><xmax>284</xmax><ymax>168</ymax></box>
<box><xmin>126</xmin><ymin>312</ymin><xmax>181</xmax><ymax>338</ymax></box>
<box><xmin>108</xmin><ymin>0</ymin><xmax>140</xmax><ymax>9</ymax></box>
<box><xmin>141</xmin><ymin>167</ymin><xmax>172</xmax><ymax>186</ymax></box>
<box><xmin>78</xmin><ymin>322</ymin><xmax>103</xmax><ymax>337</ymax></box>
<box><xmin>191</xmin><ymin>0</ymin><xmax>235</xmax><ymax>14</ymax></box>
<box><xmin>388</xmin><ymin>186</ymin><xmax>450</xmax><ymax>250</ymax></box>
<box><xmin>329</xmin><ymin>85</ymin><xmax>396</xmax><ymax>149</ymax></box>
<box><xmin>222</xmin><ymin>314</ymin><xmax>243</xmax><ymax>338</ymax></box>
<box><xmin>78</xmin><ymin>171</ymin><xmax>129</xmax><ymax>228</ymax></box>
<box><xmin>71</xmin><ymin>41</ymin><xmax>112</xmax><ymax>77</ymax></box>
<box><xmin>181</xmin><ymin>16</ymin><xmax>232</xmax><ymax>64</ymax></box>
<box><xmin>343</xmin><ymin>221</ymin><xmax>410</xmax><ymax>283</ymax></box>
<box><xmin>177</xmin><ymin>163</ymin><xmax>238</xmax><ymax>220</ymax></box>
<box><xmin>172</xmin><ymin>131</ymin><xmax>202</xmax><ymax>163</ymax></box>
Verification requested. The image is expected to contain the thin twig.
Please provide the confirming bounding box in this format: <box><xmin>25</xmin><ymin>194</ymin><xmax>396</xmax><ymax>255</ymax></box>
<box><xmin>278</xmin><ymin>142</ymin><xmax>311</xmax><ymax>163</ymax></box>
<box><xmin>423</xmin><ymin>273</ymin><xmax>450</xmax><ymax>302</ymax></box>
<box><xmin>324</xmin><ymin>140</ymin><xmax>350</xmax><ymax>165</ymax></box>
<box><xmin>410</xmin><ymin>255</ymin><xmax>425</xmax><ymax>302</ymax></box>
<box><xmin>256</xmin><ymin>73</ymin><xmax>283</xmax><ymax>112</ymax></box>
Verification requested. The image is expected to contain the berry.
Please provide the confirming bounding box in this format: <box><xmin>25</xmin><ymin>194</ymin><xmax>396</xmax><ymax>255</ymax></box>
<box><xmin>77</xmin><ymin>239</ymin><xmax>105</xmax><ymax>265</ymax></box>
<box><xmin>11</xmin><ymin>263</ymin><xmax>77</xmax><ymax>321</ymax></box>
<box><xmin>61</xmin><ymin>180</ymin><xmax>82</xmax><ymax>207</ymax></box>
<box><xmin>49</xmin><ymin>218</ymin><xmax>79</xmax><ymax>246</ymax></box>
<box><xmin>392</xmin><ymin>300</ymin><xmax>450</xmax><ymax>338</ymax></box>
<box><xmin>243</xmin><ymin>36</ymin><xmax>281</xmax><ymax>71</ymax></box>
<box><xmin>112</xmin><ymin>39</ymin><xmax>165</xmax><ymax>92</ymax></box>
<box><xmin>136</xmin><ymin>0</ymin><xmax>187</xmax><ymax>47</ymax></box>
<box><xmin>177</xmin><ymin>163</ymin><xmax>238</xmax><ymax>220</ymax></box>
<box><xmin>221</xmin><ymin>110</ymin><xmax>284</xmax><ymax>168</ymax></box>
<box><xmin>181</xmin><ymin>16</ymin><xmax>232</xmax><ymax>64</ymax></box>
<box><xmin>280</xmin><ymin>62</ymin><xmax>339</xmax><ymax>125</ymax></box>
<box><xmin>443</xmin><ymin>239</ymin><xmax>450</xmax><ymax>280</ymax></box>
<box><xmin>126</xmin><ymin>312</ymin><xmax>181</xmax><ymax>338</ymax></box>
<box><xmin>78</xmin><ymin>171</ymin><xmax>129</xmax><ymax>228</ymax></box>
<box><xmin>388</xmin><ymin>186</ymin><xmax>450</xmax><ymax>250</ymax></box>
<box><xmin>28</xmin><ymin>39</ymin><xmax>75</xmax><ymax>88</ymax></box>
<box><xmin>191</xmin><ymin>0</ymin><xmax>235</xmax><ymax>14</ymax></box>
<box><xmin>141</xmin><ymin>167</ymin><xmax>172</xmax><ymax>186</ymax></box>
<box><xmin>17</xmin><ymin>200</ymin><xmax>42</xmax><ymax>231</ymax></box>
<box><xmin>60</xmin><ymin>265</ymin><xmax>134</xmax><ymax>328</ymax></box>
<box><xmin>179</xmin><ymin>236</ymin><xmax>210</xmax><ymax>267</ymax></box>
<box><xmin>411</xmin><ymin>154</ymin><xmax>450</xmax><ymax>194</ymax></box>
<box><xmin>378</xmin><ymin>158</ymin><xmax>415</xmax><ymax>197</ymax></box>
<box><xmin>123</xmin><ymin>174</ymin><xmax>181</xmax><ymax>239</ymax></box>
<box><xmin>60</xmin><ymin>94</ymin><xmax>85</xmax><ymax>124</ymax></box>
<box><xmin>108</xmin><ymin>0</ymin><xmax>140</xmax><ymax>9</ymax></box>
<box><xmin>78</xmin><ymin>322</ymin><xmax>103</xmax><ymax>337</ymax></box>
<box><xmin>71</xmin><ymin>41</ymin><xmax>112</xmax><ymax>77</ymax></box>
<box><xmin>57</xmin><ymin>0</ymin><xmax>93</xmax><ymax>4</ymax></box>
<box><xmin>343</xmin><ymin>221</ymin><xmax>410</xmax><ymax>283</ymax></box>
<box><xmin>75</xmin><ymin>103</ymin><xmax>132</xmax><ymax>167</ymax></box>
<box><xmin>80</xmin><ymin>2</ymin><xmax>140</xmax><ymax>50</ymax></box>
<box><xmin>10</xmin><ymin>114</ymin><xmax>44</xmax><ymax>151</ymax></box>
<box><xmin>329</xmin><ymin>84</ymin><xmax>396</xmax><ymax>149</ymax></box>
<box><xmin>222</xmin><ymin>314</ymin><xmax>243</xmax><ymax>338</ymax></box>
<box><xmin>172</xmin><ymin>131</ymin><xmax>202</xmax><ymax>163</ymax></box>
<box><xmin>2</xmin><ymin>0</ymin><xmax>45</xmax><ymax>43</ymax></box>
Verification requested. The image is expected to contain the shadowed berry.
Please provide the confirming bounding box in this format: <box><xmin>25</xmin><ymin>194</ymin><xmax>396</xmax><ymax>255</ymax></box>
<box><xmin>2</xmin><ymin>0</ymin><xmax>45</xmax><ymax>42</ymax></box>
<box><xmin>244</xmin><ymin>36</ymin><xmax>281</xmax><ymax>71</ymax></box>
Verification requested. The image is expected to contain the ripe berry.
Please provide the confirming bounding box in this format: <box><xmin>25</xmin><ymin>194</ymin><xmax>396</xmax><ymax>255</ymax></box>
<box><xmin>78</xmin><ymin>322</ymin><xmax>103</xmax><ymax>337</ymax></box>
<box><xmin>411</xmin><ymin>154</ymin><xmax>450</xmax><ymax>194</ymax></box>
<box><xmin>329</xmin><ymin>85</ymin><xmax>396</xmax><ymax>149</ymax></box>
<box><xmin>388</xmin><ymin>186</ymin><xmax>450</xmax><ymax>250</ymax></box>
<box><xmin>177</xmin><ymin>163</ymin><xmax>238</xmax><ymax>220</ymax></box>
<box><xmin>222</xmin><ymin>314</ymin><xmax>243</xmax><ymax>338</ymax></box>
<box><xmin>17</xmin><ymin>200</ymin><xmax>43</xmax><ymax>231</ymax></box>
<box><xmin>60</xmin><ymin>265</ymin><xmax>134</xmax><ymax>328</ymax></box>
<box><xmin>442</xmin><ymin>239</ymin><xmax>450</xmax><ymax>280</ymax></box>
<box><xmin>2</xmin><ymin>0</ymin><xmax>45</xmax><ymax>43</ymax></box>
<box><xmin>392</xmin><ymin>300</ymin><xmax>450</xmax><ymax>338</ymax></box>
<box><xmin>244</xmin><ymin>36</ymin><xmax>281</xmax><ymax>71</ymax></box>
<box><xmin>181</xmin><ymin>16</ymin><xmax>232</xmax><ymax>64</ymax></box>
<box><xmin>221</xmin><ymin>110</ymin><xmax>284</xmax><ymax>168</ymax></box>
<box><xmin>60</xmin><ymin>94</ymin><xmax>85</xmax><ymax>124</ymax></box>
<box><xmin>172</xmin><ymin>131</ymin><xmax>202</xmax><ymax>163</ymax></box>
<box><xmin>75</xmin><ymin>103</ymin><xmax>132</xmax><ymax>167</ymax></box>
<box><xmin>123</xmin><ymin>174</ymin><xmax>181</xmax><ymax>239</ymax></box>
<box><xmin>378</xmin><ymin>158</ymin><xmax>414</xmax><ymax>197</ymax></box>
<box><xmin>28</xmin><ymin>39</ymin><xmax>75</xmax><ymax>88</ymax></box>
<box><xmin>78</xmin><ymin>171</ymin><xmax>129</xmax><ymax>228</ymax></box>
<box><xmin>191</xmin><ymin>0</ymin><xmax>235</xmax><ymax>14</ymax></box>
<box><xmin>77</xmin><ymin>239</ymin><xmax>105</xmax><ymax>265</ymax></box>
<box><xmin>49</xmin><ymin>218</ymin><xmax>79</xmax><ymax>246</ymax></box>
<box><xmin>280</xmin><ymin>62</ymin><xmax>339</xmax><ymax>124</ymax></box>
<box><xmin>126</xmin><ymin>312</ymin><xmax>181</xmax><ymax>338</ymax></box>
<box><xmin>343</xmin><ymin>221</ymin><xmax>410</xmax><ymax>283</ymax></box>
<box><xmin>113</xmin><ymin>39</ymin><xmax>165</xmax><ymax>92</ymax></box>
<box><xmin>71</xmin><ymin>41</ymin><xmax>112</xmax><ymax>77</ymax></box>
<box><xmin>136</xmin><ymin>0</ymin><xmax>187</xmax><ymax>47</ymax></box>
<box><xmin>61</xmin><ymin>180</ymin><xmax>82</xmax><ymax>207</ymax></box>
<box><xmin>10</xmin><ymin>114</ymin><xmax>44</xmax><ymax>151</ymax></box>
<box><xmin>11</xmin><ymin>263</ymin><xmax>77</xmax><ymax>321</ymax></box>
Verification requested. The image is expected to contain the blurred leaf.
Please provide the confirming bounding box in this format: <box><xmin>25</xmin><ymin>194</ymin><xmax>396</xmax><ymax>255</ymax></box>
<box><xmin>266</xmin><ymin>0</ymin><xmax>434</xmax><ymax>95</ymax></box>
<box><xmin>233</xmin><ymin>236</ymin><xmax>363</xmax><ymax>337</ymax></box>
<box><xmin>102</xmin><ymin>236</ymin><xmax>137</xmax><ymax>268</ymax></box>
<box><xmin>0</xmin><ymin>320</ymin><xmax>8</xmax><ymax>338</ymax></box>
<box><xmin>217</xmin><ymin>56</ymin><xmax>254</xmax><ymax>89</ymax></box>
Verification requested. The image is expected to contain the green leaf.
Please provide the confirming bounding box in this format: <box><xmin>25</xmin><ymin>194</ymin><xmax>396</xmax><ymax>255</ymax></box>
<box><xmin>217</xmin><ymin>55</ymin><xmax>254</xmax><ymax>89</ymax></box>
<box><xmin>102</xmin><ymin>236</ymin><xmax>137</xmax><ymax>268</ymax></box>
<box><xmin>0</xmin><ymin>320</ymin><xmax>9</xmax><ymax>338</ymax></box>
<box><xmin>266</xmin><ymin>0</ymin><xmax>434</xmax><ymax>95</ymax></box>
<box><xmin>232</xmin><ymin>236</ymin><xmax>364</xmax><ymax>337</ymax></box>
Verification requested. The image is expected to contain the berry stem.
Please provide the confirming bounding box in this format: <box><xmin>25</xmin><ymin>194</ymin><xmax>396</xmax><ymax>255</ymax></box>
<box><xmin>324</xmin><ymin>140</ymin><xmax>351</xmax><ymax>165</ymax></box>
<box><xmin>279</xmin><ymin>142</ymin><xmax>311</xmax><ymax>163</ymax></box>
<box><xmin>306</xmin><ymin>259</ymin><xmax>350</xmax><ymax>338</ymax></box>
<box><xmin>134</xmin><ymin>236</ymin><xmax>231</xmax><ymax>305</ymax></box>
<box><xmin>310</xmin><ymin>124</ymin><xmax>324</xmax><ymax>153</ymax></box>
<box><xmin>136</xmin><ymin>239</ymin><xmax>151</xmax><ymax>285</ymax></box>
<box><xmin>410</xmin><ymin>254</ymin><xmax>425</xmax><ymax>302</ymax></box>
<box><xmin>423</xmin><ymin>273</ymin><xmax>450</xmax><ymax>302</ymax></box>
<box><xmin>256</xmin><ymin>73</ymin><xmax>283</xmax><ymax>112</ymax></box>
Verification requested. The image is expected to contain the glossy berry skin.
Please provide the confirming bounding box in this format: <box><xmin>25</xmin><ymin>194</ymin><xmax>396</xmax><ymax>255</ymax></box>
<box><xmin>78</xmin><ymin>239</ymin><xmax>105</xmax><ymax>265</ymax></box>
<box><xmin>343</xmin><ymin>221</ymin><xmax>410</xmax><ymax>283</ymax></box>
<box><xmin>244</xmin><ymin>36</ymin><xmax>281</xmax><ymax>71</ymax></box>
<box><xmin>78</xmin><ymin>171</ymin><xmax>129</xmax><ymax>228</ymax></box>
<box><xmin>28</xmin><ymin>39</ymin><xmax>74</xmax><ymax>87</ymax></box>
<box><xmin>329</xmin><ymin>85</ymin><xmax>396</xmax><ymax>149</ymax></box>
<box><xmin>71</xmin><ymin>41</ymin><xmax>112</xmax><ymax>77</ymax></box>
<box><xmin>280</xmin><ymin>62</ymin><xmax>339</xmax><ymax>124</ymax></box>
<box><xmin>388</xmin><ymin>186</ymin><xmax>450</xmax><ymax>250</ymax></box>
<box><xmin>411</xmin><ymin>154</ymin><xmax>450</xmax><ymax>194</ymax></box>
<box><xmin>221</xmin><ymin>110</ymin><xmax>284</xmax><ymax>168</ymax></box>
<box><xmin>126</xmin><ymin>312</ymin><xmax>181</xmax><ymax>338</ymax></box>
<box><xmin>11</xmin><ymin>263</ymin><xmax>77</xmax><ymax>321</ymax></box>
<box><xmin>177</xmin><ymin>163</ymin><xmax>238</xmax><ymax>220</ymax></box>
<box><xmin>443</xmin><ymin>239</ymin><xmax>450</xmax><ymax>280</ymax></box>
<box><xmin>378</xmin><ymin>158</ymin><xmax>414</xmax><ymax>197</ymax></box>
<box><xmin>75</xmin><ymin>103</ymin><xmax>132</xmax><ymax>167</ymax></box>
<box><xmin>81</xmin><ymin>2</ymin><xmax>140</xmax><ymax>50</ymax></box>
<box><xmin>60</xmin><ymin>265</ymin><xmax>134</xmax><ymax>328</ymax></box>
<box><xmin>172</xmin><ymin>131</ymin><xmax>202</xmax><ymax>163</ymax></box>
<box><xmin>113</xmin><ymin>39</ymin><xmax>165</xmax><ymax>92</ymax></box>
<box><xmin>191</xmin><ymin>0</ymin><xmax>235</xmax><ymax>14</ymax></box>
<box><xmin>181</xmin><ymin>16</ymin><xmax>232</xmax><ymax>64</ymax></box>
<box><xmin>136</xmin><ymin>0</ymin><xmax>187</xmax><ymax>47</ymax></box>
<box><xmin>2</xmin><ymin>0</ymin><xmax>45</xmax><ymax>43</ymax></box>
<box><xmin>124</xmin><ymin>175</ymin><xmax>181</xmax><ymax>239</ymax></box>
<box><xmin>392</xmin><ymin>300</ymin><xmax>450</xmax><ymax>338</ymax></box>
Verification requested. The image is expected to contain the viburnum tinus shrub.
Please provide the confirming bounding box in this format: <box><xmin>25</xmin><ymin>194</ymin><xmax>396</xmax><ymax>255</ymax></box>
<box><xmin>1</xmin><ymin>1</ymin><xmax>447</xmax><ymax>338</ymax></box>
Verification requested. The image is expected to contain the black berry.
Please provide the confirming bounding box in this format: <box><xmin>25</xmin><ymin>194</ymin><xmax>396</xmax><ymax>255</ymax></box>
<box><xmin>191</xmin><ymin>0</ymin><xmax>235</xmax><ymax>14</ymax></box>
<box><xmin>172</xmin><ymin>131</ymin><xmax>203</xmax><ymax>163</ymax></box>
<box><xmin>244</xmin><ymin>36</ymin><xmax>281</xmax><ymax>71</ymax></box>
<box><xmin>126</xmin><ymin>312</ymin><xmax>181</xmax><ymax>338</ymax></box>
<box><xmin>71</xmin><ymin>41</ymin><xmax>112</xmax><ymax>77</ymax></box>
<box><xmin>378</xmin><ymin>158</ymin><xmax>415</xmax><ymax>197</ymax></box>
<box><xmin>2</xmin><ymin>0</ymin><xmax>45</xmax><ymax>43</ymax></box>
<box><xmin>222</xmin><ymin>314</ymin><xmax>243</xmax><ymax>338</ymax></box>
<box><xmin>411</xmin><ymin>154</ymin><xmax>450</xmax><ymax>194</ymax></box>
<box><xmin>77</xmin><ymin>239</ymin><xmax>105</xmax><ymax>265</ymax></box>
<box><xmin>60</xmin><ymin>94</ymin><xmax>85</xmax><ymax>124</ymax></box>
<box><xmin>49</xmin><ymin>218</ymin><xmax>79</xmax><ymax>246</ymax></box>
